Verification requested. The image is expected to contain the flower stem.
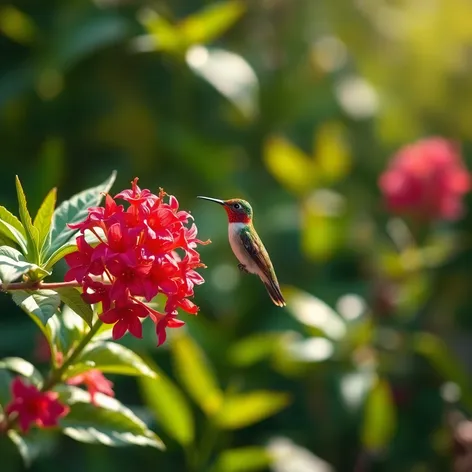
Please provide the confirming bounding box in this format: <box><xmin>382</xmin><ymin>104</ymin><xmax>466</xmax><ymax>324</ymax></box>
<box><xmin>42</xmin><ymin>319</ymin><xmax>103</xmax><ymax>391</ymax></box>
<box><xmin>0</xmin><ymin>280</ymin><xmax>82</xmax><ymax>292</ymax></box>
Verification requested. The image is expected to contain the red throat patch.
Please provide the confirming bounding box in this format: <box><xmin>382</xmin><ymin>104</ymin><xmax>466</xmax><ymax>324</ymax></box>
<box><xmin>224</xmin><ymin>206</ymin><xmax>251</xmax><ymax>223</ymax></box>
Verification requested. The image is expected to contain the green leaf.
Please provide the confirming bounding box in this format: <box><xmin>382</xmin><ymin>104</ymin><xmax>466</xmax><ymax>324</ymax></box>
<box><xmin>7</xmin><ymin>431</ymin><xmax>40</xmax><ymax>468</ymax></box>
<box><xmin>0</xmin><ymin>368</ymin><xmax>13</xmax><ymax>408</ymax></box>
<box><xmin>361</xmin><ymin>378</ymin><xmax>396</xmax><ymax>452</ymax></box>
<box><xmin>15</xmin><ymin>175</ymin><xmax>40</xmax><ymax>261</ymax></box>
<box><xmin>57</xmin><ymin>385</ymin><xmax>165</xmax><ymax>449</ymax></box>
<box><xmin>34</xmin><ymin>187</ymin><xmax>57</xmax><ymax>258</ymax></box>
<box><xmin>64</xmin><ymin>341</ymin><xmax>157</xmax><ymax>379</ymax></box>
<box><xmin>215</xmin><ymin>391</ymin><xmax>290</xmax><ymax>430</ymax></box>
<box><xmin>187</xmin><ymin>47</ymin><xmax>258</xmax><ymax>120</ymax></box>
<box><xmin>0</xmin><ymin>357</ymin><xmax>43</xmax><ymax>387</ymax></box>
<box><xmin>137</xmin><ymin>10</ymin><xmax>183</xmax><ymax>54</ymax></box>
<box><xmin>263</xmin><ymin>136</ymin><xmax>316</xmax><ymax>195</ymax></box>
<box><xmin>284</xmin><ymin>287</ymin><xmax>347</xmax><ymax>340</ymax></box>
<box><xmin>12</xmin><ymin>290</ymin><xmax>61</xmax><ymax>336</ymax></box>
<box><xmin>0</xmin><ymin>233</ymin><xmax>17</xmax><ymax>249</ymax></box>
<box><xmin>139</xmin><ymin>359</ymin><xmax>194</xmax><ymax>446</ymax></box>
<box><xmin>47</xmin><ymin>305</ymin><xmax>87</xmax><ymax>361</ymax></box>
<box><xmin>211</xmin><ymin>447</ymin><xmax>273</xmax><ymax>472</ymax></box>
<box><xmin>313</xmin><ymin>122</ymin><xmax>351</xmax><ymax>184</ymax></box>
<box><xmin>180</xmin><ymin>1</ymin><xmax>246</xmax><ymax>46</ymax></box>
<box><xmin>171</xmin><ymin>333</ymin><xmax>223</xmax><ymax>415</ymax></box>
<box><xmin>0</xmin><ymin>246</ymin><xmax>40</xmax><ymax>286</ymax></box>
<box><xmin>0</xmin><ymin>206</ymin><xmax>27</xmax><ymax>252</ymax></box>
<box><xmin>46</xmin><ymin>170</ymin><xmax>116</xmax><ymax>259</ymax></box>
<box><xmin>43</xmin><ymin>230</ymin><xmax>102</xmax><ymax>271</ymax></box>
<box><xmin>413</xmin><ymin>332</ymin><xmax>472</xmax><ymax>410</ymax></box>
<box><xmin>228</xmin><ymin>333</ymin><xmax>282</xmax><ymax>367</ymax></box>
<box><xmin>55</xmin><ymin>286</ymin><xmax>93</xmax><ymax>327</ymax></box>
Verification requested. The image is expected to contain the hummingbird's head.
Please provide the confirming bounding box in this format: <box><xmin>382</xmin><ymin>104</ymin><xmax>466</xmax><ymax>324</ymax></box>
<box><xmin>197</xmin><ymin>196</ymin><xmax>253</xmax><ymax>223</ymax></box>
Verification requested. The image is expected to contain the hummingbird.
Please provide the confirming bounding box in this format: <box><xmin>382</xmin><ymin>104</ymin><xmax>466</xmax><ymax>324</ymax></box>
<box><xmin>197</xmin><ymin>196</ymin><xmax>286</xmax><ymax>307</ymax></box>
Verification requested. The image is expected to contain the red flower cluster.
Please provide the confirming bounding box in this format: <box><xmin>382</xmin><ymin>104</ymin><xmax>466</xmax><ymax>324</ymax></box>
<box><xmin>67</xmin><ymin>370</ymin><xmax>114</xmax><ymax>405</ymax></box>
<box><xmin>379</xmin><ymin>137</ymin><xmax>470</xmax><ymax>221</ymax></box>
<box><xmin>5</xmin><ymin>377</ymin><xmax>69</xmax><ymax>433</ymax></box>
<box><xmin>64</xmin><ymin>179</ymin><xmax>208</xmax><ymax>345</ymax></box>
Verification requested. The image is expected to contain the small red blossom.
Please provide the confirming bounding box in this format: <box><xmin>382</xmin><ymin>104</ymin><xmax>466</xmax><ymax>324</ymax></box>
<box><xmin>67</xmin><ymin>370</ymin><xmax>114</xmax><ymax>405</ymax></box>
<box><xmin>5</xmin><ymin>377</ymin><xmax>69</xmax><ymax>433</ymax></box>
<box><xmin>379</xmin><ymin>137</ymin><xmax>471</xmax><ymax>221</ymax></box>
<box><xmin>64</xmin><ymin>178</ymin><xmax>209</xmax><ymax>345</ymax></box>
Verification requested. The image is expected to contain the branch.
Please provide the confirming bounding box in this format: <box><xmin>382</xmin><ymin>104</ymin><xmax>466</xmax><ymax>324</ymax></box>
<box><xmin>41</xmin><ymin>319</ymin><xmax>103</xmax><ymax>391</ymax></box>
<box><xmin>0</xmin><ymin>280</ymin><xmax>82</xmax><ymax>292</ymax></box>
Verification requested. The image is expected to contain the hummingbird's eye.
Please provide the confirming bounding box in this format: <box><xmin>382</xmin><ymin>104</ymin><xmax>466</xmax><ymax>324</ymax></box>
<box><xmin>233</xmin><ymin>203</ymin><xmax>241</xmax><ymax>209</ymax></box>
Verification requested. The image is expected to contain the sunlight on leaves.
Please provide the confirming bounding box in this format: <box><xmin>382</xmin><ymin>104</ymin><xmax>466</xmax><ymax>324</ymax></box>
<box><xmin>413</xmin><ymin>332</ymin><xmax>472</xmax><ymax>411</ymax></box>
<box><xmin>228</xmin><ymin>332</ymin><xmax>283</xmax><ymax>367</ymax></box>
<box><xmin>263</xmin><ymin>136</ymin><xmax>316</xmax><ymax>195</ymax></box>
<box><xmin>186</xmin><ymin>46</ymin><xmax>259</xmax><ymax>120</ymax></box>
<box><xmin>55</xmin><ymin>287</ymin><xmax>93</xmax><ymax>327</ymax></box>
<box><xmin>361</xmin><ymin>377</ymin><xmax>396</xmax><ymax>452</ymax></box>
<box><xmin>171</xmin><ymin>333</ymin><xmax>223</xmax><ymax>416</ymax></box>
<box><xmin>313</xmin><ymin>122</ymin><xmax>351</xmax><ymax>184</ymax></box>
<box><xmin>211</xmin><ymin>447</ymin><xmax>273</xmax><ymax>472</ymax></box>
<box><xmin>7</xmin><ymin>431</ymin><xmax>41</xmax><ymax>468</ymax></box>
<box><xmin>33</xmin><ymin>188</ymin><xmax>57</xmax><ymax>258</ymax></box>
<box><xmin>267</xmin><ymin>437</ymin><xmax>334</xmax><ymax>472</ymax></box>
<box><xmin>15</xmin><ymin>175</ymin><xmax>39</xmax><ymax>262</ymax></box>
<box><xmin>12</xmin><ymin>290</ymin><xmax>61</xmax><ymax>338</ymax></box>
<box><xmin>65</xmin><ymin>342</ymin><xmax>156</xmax><ymax>379</ymax></box>
<box><xmin>47</xmin><ymin>171</ymin><xmax>116</xmax><ymax>259</ymax></box>
<box><xmin>284</xmin><ymin>287</ymin><xmax>346</xmax><ymax>341</ymax></box>
<box><xmin>0</xmin><ymin>206</ymin><xmax>27</xmax><ymax>253</ymax></box>
<box><xmin>0</xmin><ymin>246</ymin><xmax>43</xmax><ymax>286</ymax></box>
<box><xmin>180</xmin><ymin>0</ymin><xmax>246</xmax><ymax>45</ymax></box>
<box><xmin>139</xmin><ymin>359</ymin><xmax>194</xmax><ymax>447</ymax></box>
<box><xmin>57</xmin><ymin>385</ymin><xmax>165</xmax><ymax>450</ymax></box>
<box><xmin>215</xmin><ymin>391</ymin><xmax>290</xmax><ymax>430</ymax></box>
<box><xmin>0</xmin><ymin>357</ymin><xmax>43</xmax><ymax>388</ymax></box>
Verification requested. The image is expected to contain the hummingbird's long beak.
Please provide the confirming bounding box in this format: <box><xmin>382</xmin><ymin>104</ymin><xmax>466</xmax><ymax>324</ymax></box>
<box><xmin>197</xmin><ymin>196</ymin><xmax>226</xmax><ymax>206</ymax></box>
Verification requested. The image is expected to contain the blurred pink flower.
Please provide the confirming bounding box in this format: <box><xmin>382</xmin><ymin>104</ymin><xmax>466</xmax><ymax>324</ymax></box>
<box><xmin>379</xmin><ymin>137</ymin><xmax>470</xmax><ymax>220</ymax></box>
<box><xmin>5</xmin><ymin>377</ymin><xmax>69</xmax><ymax>433</ymax></box>
<box><xmin>67</xmin><ymin>370</ymin><xmax>114</xmax><ymax>406</ymax></box>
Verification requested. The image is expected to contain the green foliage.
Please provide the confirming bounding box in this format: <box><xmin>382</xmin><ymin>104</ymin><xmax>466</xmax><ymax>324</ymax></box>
<box><xmin>211</xmin><ymin>447</ymin><xmax>273</xmax><ymax>472</ymax></box>
<box><xmin>15</xmin><ymin>176</ymin><xmax>40</xmax><ymax>263</ymax></box>
<box><xmin>0</xmin><ymin>358</ymin><xmax>43</xmax><ymax>388</ymax></box>
<box><xmin>12</xmin><ymin>290</ymin><xmax>61</xmax><ymax>337</ymax></box>
<box><xmin>139</xmin><ymin>361</ymin><xmax>194</xmax><ymax>447</ymax></box>
<box><xmin>65</xmin><ymin>342</ymin><xmax>156</xmax><ymax>379</ymax></box>
<box><xmin>55</xmin><ymin>287</ymin><xmax>93</xmax><ymax>328</ymax></box>
<box><xmin>0</xmin><ymin>247</ymin><xmax>48</xmax><ymax>287</ymax></box>
<box><xmin>215</xmin><ymin>391</ymin><xmax>290</xmax><ymax>430</ymax></box>
<box><xmin>33</xmin><ymin>188</ymin><xmax>57</xmax><ymax>257</ymax></box>
<box><xmin>46</xmin><ymin>171</ymin><xmax>116</xmax><ymax>262</ymax></box>
<box><xmin>1</xmin><ymin>0</ymin><xmax>472</xmax><ymax>471</ymax></box>
<box><xmin>57</xmin><ymin>386</ymin><xmax>164</xmax><ymax>450</ymax></box>
<box><xmin>361</xmin><ymin>378</ymin><xmax>396</xmax><ymax>453</ymax></box>
<box><xmin>171</xmin><ymin>333</ymin><xmax>223</xmax><ymax>415</ymax></box>
<box><xmin>0</xmin><ymin>207</ymin><xmax>27</xmax><ymax>253</ymax></box>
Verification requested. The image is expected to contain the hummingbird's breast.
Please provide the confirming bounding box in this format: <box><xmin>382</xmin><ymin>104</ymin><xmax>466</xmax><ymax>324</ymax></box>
<box><xmin>228</xmin><ymin>223</ymin><xmax>259</xmax><ymax>275</ymax></box>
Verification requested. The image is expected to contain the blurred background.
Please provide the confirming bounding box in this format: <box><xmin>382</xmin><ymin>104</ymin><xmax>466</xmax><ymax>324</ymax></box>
<box><xmin>2</xmin><ymin>0</ymin><xmax>472</xmax><ymax>471</ymax></box>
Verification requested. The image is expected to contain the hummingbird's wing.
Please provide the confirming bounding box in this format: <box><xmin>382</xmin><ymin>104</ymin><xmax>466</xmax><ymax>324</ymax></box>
<box><xmin>239</xmin><ymin>227</ymin><xmax>286</xmax><ymax>307</ymax></box>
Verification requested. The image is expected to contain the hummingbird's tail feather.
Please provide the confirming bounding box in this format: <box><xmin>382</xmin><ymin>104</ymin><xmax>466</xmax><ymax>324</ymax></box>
<box><xmin>262</xmin><ymin>277</ymin><xmax>286</xmax><ymax>307</ymax></box>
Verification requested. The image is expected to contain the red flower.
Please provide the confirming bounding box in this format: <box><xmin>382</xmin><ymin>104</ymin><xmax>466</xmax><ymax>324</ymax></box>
<box><xmin>5</xmin><ymin>377</ymin><xmax>69</xmax><ymax>433</ymax></box>
<box><xmin>64</xmin><ymin>178</ymin><xmax>209</xmax><ymax>345</ymax></box>
<box><xmin>379</xmin><ymin>137</ymin><xmax>471</xmax><ymax>221</ymax></box>
<box><xmin>67</xmin><ymin>370</ymin><xmax>114</xmax><ymax>406</ymax></box>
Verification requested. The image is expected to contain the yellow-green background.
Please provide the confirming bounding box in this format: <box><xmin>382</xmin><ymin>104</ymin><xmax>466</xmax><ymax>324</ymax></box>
<box><xmin>1</xmin><ymin>0</ymin><xmax>472</xmax><ymax>471</ymax></box>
